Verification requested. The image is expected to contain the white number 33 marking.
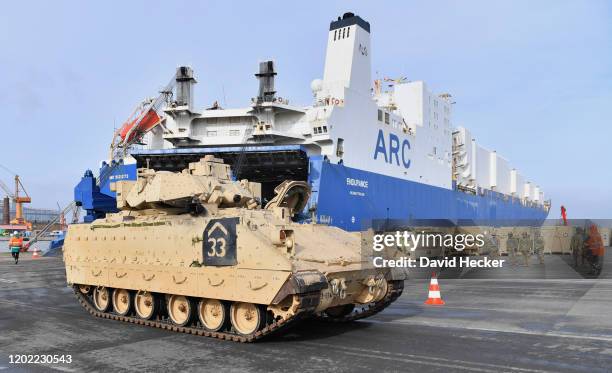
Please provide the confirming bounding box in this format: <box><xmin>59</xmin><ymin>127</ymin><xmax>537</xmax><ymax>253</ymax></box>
<box><xmin>207</xmin><ymin>237</ymin><xmax>227</xmax><ymax>257</ymax></box>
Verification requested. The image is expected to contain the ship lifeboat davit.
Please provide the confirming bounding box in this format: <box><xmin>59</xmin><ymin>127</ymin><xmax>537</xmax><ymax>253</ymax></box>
<box><xmin>118</xmin><ymin>109</ymin><xmax>161</xmax><ymax>145</ymax></box>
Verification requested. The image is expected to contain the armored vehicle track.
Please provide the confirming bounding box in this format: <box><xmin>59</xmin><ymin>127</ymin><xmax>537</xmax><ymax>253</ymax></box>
<box><xmin>73</xmin><ymin>281</ymin><xmax>403</xmax><ymax>342</ymax></box>
<box><xmin>73</xmin><ymin>285</ymin><xmax>321</xmax><ymax>342</ymax></box>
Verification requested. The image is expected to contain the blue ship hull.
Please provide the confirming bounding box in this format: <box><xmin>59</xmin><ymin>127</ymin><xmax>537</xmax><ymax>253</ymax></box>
<box><xmin>309</xmin><ymin>157</ymin><xmax>548</xmax><ymax>231</ymax></box>
<box><xmin>75</xmin><ymin>146</ymin><xmax>548</xmax><ymax>230</ymax></box>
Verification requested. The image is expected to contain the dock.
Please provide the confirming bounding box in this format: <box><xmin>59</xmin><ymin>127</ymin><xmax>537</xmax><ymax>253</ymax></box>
<box><xmin>1</xmin><ymin>254</ymin><xmax>611</xmax><ymax>372</ymax></box>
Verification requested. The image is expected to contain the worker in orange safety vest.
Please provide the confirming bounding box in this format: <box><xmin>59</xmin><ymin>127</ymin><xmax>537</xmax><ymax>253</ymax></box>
<box><xmin>584</xmin><ymin>225</ymin><xmax>605</xmax><ymax>274</ymax></box>
<box><xmin>8</xmin><ymin>231</ymin><xmax>23</xmax><ymax>264</ymax></box>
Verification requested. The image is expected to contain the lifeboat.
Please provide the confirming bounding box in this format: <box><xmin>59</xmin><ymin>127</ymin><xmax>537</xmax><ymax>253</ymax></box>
<box><xmin>118</xmin><ymin>108</ymin><xmax>161</xmax><ymax>145</ymax></box>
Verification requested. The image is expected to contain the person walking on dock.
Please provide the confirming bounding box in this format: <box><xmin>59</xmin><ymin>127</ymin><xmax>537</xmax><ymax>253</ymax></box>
<box><xmin>8</xmin><ymin>231</ymin><xmax>23</xmax><ymax>264</ymax></box>
<box><xmin>584</xmin><ymin>224</ymin><xmax>605</xmax><ymax>275</ymax></box>
<box><xmin>571</xmin><ymin>227</ymin><xmax>585</xmax><ymax>268</ymax></box>
<box><xmin>506</xmin><ymin>232</ymin><xmax>519</xmax><ymax>265</ymax></box>
<box><xmin>534</xmin><ymin>229</ymin><xmax>545</xmax><ymax>265</ymax></box>
<box><xmin>518</xmin><ymin>231</ymin><xmax>532</xmax><ymax>266</ymax></box>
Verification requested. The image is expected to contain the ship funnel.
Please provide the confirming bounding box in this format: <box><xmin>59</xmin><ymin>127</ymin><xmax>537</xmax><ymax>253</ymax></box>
<box><xmin>322</xmin><ymin>12</ymin><xmax>371</xmax><ymax>96</ymax></box>
<box><xmin>175</xmin><ymin>66</ymin><xmax>196</xmax><ymax>109</ymax></box>
<box><xmin>255</xmin><ymin>60</ymin><xmax>277</xmax><ymax>103</ymax></box>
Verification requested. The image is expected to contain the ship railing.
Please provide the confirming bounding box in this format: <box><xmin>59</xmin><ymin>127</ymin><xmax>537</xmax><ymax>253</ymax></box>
<box><xmin>232</xmin><ymin>125</ymin><xmax>256</xmax><ymax>179</ymax></box>
<box><xmin>28</xmin><ymin>201</ymin><xmax>77</xmax><ymax>248</ymax></box>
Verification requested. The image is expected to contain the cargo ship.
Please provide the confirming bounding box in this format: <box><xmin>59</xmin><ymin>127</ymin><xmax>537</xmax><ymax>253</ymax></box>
<box><xmin>75</xmin><ymin>12</ymin><xmax>550</xmax><ymax>231</ymax></box>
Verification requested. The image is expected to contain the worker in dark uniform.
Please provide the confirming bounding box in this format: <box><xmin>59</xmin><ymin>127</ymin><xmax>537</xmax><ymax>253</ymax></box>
<box><xmin>518</xmin><ymin>231</ymin><xmax>532</xmax><ymax>266</ymax></box>
<box><xmin>506</xmin><ymin>232</ymin><xmax>519</xmax><ymax>265</ymax></box>
<box><xmin>584</xmin><ymin>225</ymin><xmax>605</xmax><ymax>275</ymax></box>
<box><xmin>570</xmin><ymin>227</ymin><xmax>585</xmax><ymax>268</ymax></box>
<box><xmin>489</xmin><ymin>233</ymin><xmax>500</xmax><ymax>257</ymax></box>
<box><xmin>533</xmin><ymin>229</ymin><xmax>545</xmax><ymax>264</ymax></box>
<box><xmin>480</xmin><ymin>231</ymin><xmax>500</xmax><ymax>258</ymax></box>
<box><xmin>9</xmin><ymin>231</ymin><xmax>23</xmax><ymax>264</ymax></box>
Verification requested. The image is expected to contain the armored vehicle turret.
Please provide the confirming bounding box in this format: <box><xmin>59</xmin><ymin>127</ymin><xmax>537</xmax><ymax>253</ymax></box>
<box><xmin>64</xmin><ymin>156</ymin><xmax>404</xmax><ymax>341</ymax></box>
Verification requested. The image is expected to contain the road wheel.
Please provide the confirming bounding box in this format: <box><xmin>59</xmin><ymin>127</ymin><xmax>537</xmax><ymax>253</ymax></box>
<box><xmin>78</xmin><ymin>285</ymin><xmax>92</xmax><ymax>295</ymax></box>
<box><xmin>93</xmin><ymin>287</ymin><xmax>111</xmax><ymax>312</ymax></box>
<box><xmin>135</xmin><ymin>291</ymin><xmax>157</xmax><ymax>320</ymax></box>
<box><xmin>167</xmin><ymin>295</ymin><xmax>193</xmax><ymax>326</ymax></box>
<box><xmin>230</xmin><ymin>302</ymin><xmax>265</xmax><ymax>335</ymax></box>
<box><xmin>112</xmin><ymin>289</ymin><xmax>132</xmax><ymax>316</ymax></box>
<box><xmin>198</xmin><ymin>298</ymin><xmax>227</xmax><ymax>332</ymax></box>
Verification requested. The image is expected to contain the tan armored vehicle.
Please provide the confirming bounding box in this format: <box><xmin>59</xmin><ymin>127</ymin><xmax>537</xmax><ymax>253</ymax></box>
<box><xmin>64</xmin><ymin>156</ymin><xmax>404</xmax><ymax>342</ymax></box>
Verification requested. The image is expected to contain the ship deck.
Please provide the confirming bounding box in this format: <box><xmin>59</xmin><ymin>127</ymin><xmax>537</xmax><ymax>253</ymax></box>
<box><xmin>131</xmin><ymin>146</ymin><xmax>310</xmax><ymax>200</ymax></box>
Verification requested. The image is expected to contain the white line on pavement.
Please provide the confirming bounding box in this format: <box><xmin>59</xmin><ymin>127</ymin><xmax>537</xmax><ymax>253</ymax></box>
<box><xmin>368</xmin><ymin>318</ymin><xmax>612</xmax><ymax>342</ymax></box>
<box><xmin>299</xmin><ymin>341</ymin><xmax>553</xmax><ymax>373</ymax></box>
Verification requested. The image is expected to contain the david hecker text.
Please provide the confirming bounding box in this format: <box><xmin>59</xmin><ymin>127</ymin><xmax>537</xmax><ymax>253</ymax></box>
<box><xmin>373</xmin><ymin>256</ymin><xmax>505</xmax><ymax>268</ymax></box>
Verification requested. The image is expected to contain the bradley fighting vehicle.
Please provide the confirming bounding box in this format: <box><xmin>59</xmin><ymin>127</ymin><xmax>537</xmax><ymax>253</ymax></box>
<box><xmin>64</xmin><ymin>155</ymin><xmax>404</xmax><ymax>342</ymax></box>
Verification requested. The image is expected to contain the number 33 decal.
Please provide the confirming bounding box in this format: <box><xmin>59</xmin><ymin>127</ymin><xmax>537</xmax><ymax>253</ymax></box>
<box><xmin>207</xmin><ymin>237</ymin><xmax>226</xmax><ymax>257</ymax></box>
<box><xmin>203</xmin><ymin>218</ymin><xmax>238</xmax><ymax>266</ymax></box>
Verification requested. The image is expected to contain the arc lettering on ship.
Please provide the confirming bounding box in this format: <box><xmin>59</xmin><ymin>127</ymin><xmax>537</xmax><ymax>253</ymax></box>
<box><xmin>373</xmin><ymin>129</ymin><xmax>411</xmax><ymax>169</ymax></box>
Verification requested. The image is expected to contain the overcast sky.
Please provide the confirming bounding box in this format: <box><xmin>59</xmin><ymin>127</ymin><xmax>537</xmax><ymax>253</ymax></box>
<box><xmin>0</xmin><ymin>1</ymin><xmax>610</xmax><ymax>218</ymax></box>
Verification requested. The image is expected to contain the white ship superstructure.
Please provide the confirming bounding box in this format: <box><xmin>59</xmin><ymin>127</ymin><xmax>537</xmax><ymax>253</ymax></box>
<box><xmin>85</xmin><ymin>12</ymin><xmax>549</xmax><ymax>229</ymax></box>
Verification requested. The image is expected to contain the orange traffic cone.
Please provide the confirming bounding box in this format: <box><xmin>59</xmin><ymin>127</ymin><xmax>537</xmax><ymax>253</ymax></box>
<box><xmin>32</xmin><ymin>249</ymin><xmax>41</xmax><ymax>259</ymax></box>
<box><xmin>424</xmin><ymin>273</ymin><xmax>445</xmax><ymax>305</ymax></box>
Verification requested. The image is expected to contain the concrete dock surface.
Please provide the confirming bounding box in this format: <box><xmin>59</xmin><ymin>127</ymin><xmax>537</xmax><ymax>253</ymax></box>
<box><xmin>1</xmin><ymin>253</ymin><xmax>611</xmax><ymax>372</ymax></box>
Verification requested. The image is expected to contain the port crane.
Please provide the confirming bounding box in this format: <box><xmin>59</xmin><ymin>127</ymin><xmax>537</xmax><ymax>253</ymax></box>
<box><xmin>0</xmin><ymin>164</ymin><xmax>32</xmax><ymax>229</ymax></box>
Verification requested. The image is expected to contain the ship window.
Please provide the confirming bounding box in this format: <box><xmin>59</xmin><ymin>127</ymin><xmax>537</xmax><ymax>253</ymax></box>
<box><xmin>230</xmin><ymin>129</ymin><xmax>240</xmax><ymax>136</ymax></box>
<box><xmin>230</xmin><ymin>117</ymin><xmax>241</xmax><ymax>124</ymax></box>
<box><xmin>378</xmin><ymin>109</ymin><xmax>383</xmax><ymax>121</ymax></box>
<box><xmin>334</xmin><ymin>30</ymin><xmax>337</xmax><ymax>41</ymax></box>
<box><xmin>322</xmin><ymin>126</ymin><xmax>327</xmax><ymax>132</ymax></box>
<box><xmin>384</xmin><ymin>112</ymin><xmax>390</xmax><ymax>124</ymax></box>
<box><xmin>342</xmin><ymin>28</ymin><xmax>346</xmax><ymax>39</ymax></box>
<box><xmin>347</xmin><ymin>27</ymin><xmax>350</xmax><ymax>38</ymax></box>
<box><xmin>336</xmin><ymin>138</ymin><xmax>344</xmax><ymax>158</ymax></box>
<box><xmin>207</xmin><ymin>130</ymin><xmax>217</xmax><ymax>137</ymax></box>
